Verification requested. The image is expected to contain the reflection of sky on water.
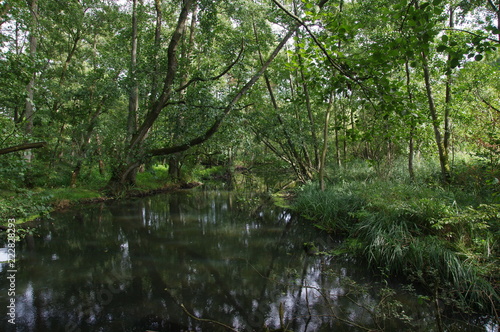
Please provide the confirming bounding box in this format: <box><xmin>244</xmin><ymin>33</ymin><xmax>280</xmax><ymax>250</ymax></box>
<box><xmin>0</xmin><ymin>247</ymin><xmax>8</xmax><ymax>261</ymax></box>
<box><xmin>0</xmin><ymin>247</ymin><xmax>9</xmax><ymax>273</ymax></box>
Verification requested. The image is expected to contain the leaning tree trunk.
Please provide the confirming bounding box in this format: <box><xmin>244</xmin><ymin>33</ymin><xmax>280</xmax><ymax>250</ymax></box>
<box><xmin>169</xmin><ymin>3</ymin><xmax>198</xmax><ymax>182</ymax></box>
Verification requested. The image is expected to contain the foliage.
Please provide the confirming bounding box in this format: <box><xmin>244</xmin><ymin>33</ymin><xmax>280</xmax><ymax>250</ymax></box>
<box><xmin>0</xmin><ymin>189</ymin><xmax>52</xmax><ymax>223</ymax></box>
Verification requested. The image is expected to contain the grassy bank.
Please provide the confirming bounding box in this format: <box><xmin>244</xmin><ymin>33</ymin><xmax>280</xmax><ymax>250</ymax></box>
<box><xmin>0</xmin><ymin>164</ymin><xmax>178</xmax><ymax>227</ymax></box>
<box><xmin>292</xmin><ymin>159</ymin><xmax>499</xmax><ymax>316</ymax></box>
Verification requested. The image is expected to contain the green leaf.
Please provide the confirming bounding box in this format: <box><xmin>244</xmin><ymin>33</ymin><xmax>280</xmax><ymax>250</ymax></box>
<box><xmin>436</xmin><ymin>45</ymin><xmax>448</xmax><ymax>52</ymax></box>
<box><xmin>474</xmin><ymin>54</ymin><xmax>483</xmax><ymax>61</ymax></box>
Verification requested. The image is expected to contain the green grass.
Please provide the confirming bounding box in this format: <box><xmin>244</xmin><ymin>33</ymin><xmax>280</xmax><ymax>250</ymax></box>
<box><xmin>135</xmin><ymin>164</ymin><xmax>170</xmax><ymax>190</ymax></box>
<box><xmin>291</xmin><ymin>158</ymin><xmax>500</xmax><ymax>315</ymax></box>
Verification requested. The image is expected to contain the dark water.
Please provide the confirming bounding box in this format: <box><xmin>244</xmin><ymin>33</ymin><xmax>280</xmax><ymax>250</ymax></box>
<box><xmin>0</xmin><ymin>190</ymin><xmax>496</xmax><ymax>332</ymax></box>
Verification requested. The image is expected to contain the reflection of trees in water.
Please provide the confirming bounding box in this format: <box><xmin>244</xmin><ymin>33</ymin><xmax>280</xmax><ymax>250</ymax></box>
<box><xmin>5</xmin><ymin>191</ymin><xmax>447</xmax><ymax>331</ymax></box>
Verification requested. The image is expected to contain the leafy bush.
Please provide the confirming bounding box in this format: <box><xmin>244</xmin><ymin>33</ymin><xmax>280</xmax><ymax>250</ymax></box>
<box><xmin>0</xmin><ymin>189</ymin><xmax>53</xmax><ymax>222</ymax></box>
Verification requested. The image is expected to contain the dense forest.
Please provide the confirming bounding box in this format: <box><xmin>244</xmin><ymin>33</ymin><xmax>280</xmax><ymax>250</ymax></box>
<box><xmin>1</xmin><ymin>0</ymin><xmax>499</xmax><ymax>324</ymax></box>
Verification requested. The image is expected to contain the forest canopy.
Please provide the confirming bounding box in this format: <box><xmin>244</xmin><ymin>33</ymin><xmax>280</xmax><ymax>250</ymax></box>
<box><xmin>0</xmin><ymin>0</ymin><xmax>498</xmax><ymax>191</ymax></box>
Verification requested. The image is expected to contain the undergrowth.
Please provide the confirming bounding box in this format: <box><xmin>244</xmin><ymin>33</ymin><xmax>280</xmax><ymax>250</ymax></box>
<box><xmin>292</xmin><ymin>158</ymin><xmax>500</xmax><ymax>316</ymax></box>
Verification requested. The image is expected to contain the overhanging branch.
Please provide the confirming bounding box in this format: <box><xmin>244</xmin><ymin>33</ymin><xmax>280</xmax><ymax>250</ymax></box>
<box><xmin>0</xmin><ymin>142</ymin><xmax>47</xmax><ymax>155</ymax></box>
<box><xmin>176</xmin><ymin>39</ymin><xmax>245</xmax><ymax>93</ymax></box>
<box><xmin>150</xmin><ymin>27</ymin><xmax>299</xmax><ymax>157</ymax></box>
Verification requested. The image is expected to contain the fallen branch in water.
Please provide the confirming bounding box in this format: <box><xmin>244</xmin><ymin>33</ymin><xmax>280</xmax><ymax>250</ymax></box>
<box><xmin>180</xmin><ymin>304</ymin><xmax>239</xmax><ymax>332</ymax></box>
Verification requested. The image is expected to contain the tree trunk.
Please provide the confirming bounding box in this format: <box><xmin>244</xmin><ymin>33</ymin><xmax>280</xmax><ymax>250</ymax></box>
<box><xmin>405</xmin><ymin>60</ymin><xmax>416</xmax><ymax>180</ymax></box>
<box><xmin>106</xmin><ymin>0</ymin><xmax>318</xmax><ymax>193</ymax></box>
<box><xmin>334</xmin><ymin>112</ymin><xmax>341</xmax><ymax>167</ymax></box>
<box><xmin>24</xmin><ymin>0</ymin><xmax>38</xmax><ymax>164</ymax></box>
<box><xmin>296</xmin><ymin>31</ymin><xmax>319</xmax><ymax>168</ymax></box>
<box><xmin>487</xmin><ymin>0</ymin><xmax>500</xmax><ymax>41</ymax></box>
<box><xmin>421</xmin><ymin>50</ymin><xmax>451</xmax><ymax>182</ymax></box>
<box><xmin>126</xmin><ymin>0</ymin><xmax>194</xmax><ymax>156</ymax></box>
<box><xmin>168</xmin><ymin>3</ymin><xmax>198</xmax><ymax>182</ymax></box>
<box><xmin>444</xmin><ymin>7</ymin><xmax>454</xmax><ymax>158</ymax></box>
<box><xmin>70</xmin><ymin>99</ymin><xmax>105</xmax><ymax>187</ymax></box>
<box><xmin>127</xmin><ymin>0</ymin><xmax>139</xmax><ymax>143</ymax></box>
<box><xmin>124</xmin><ymin>0</ymin><xmax>141</xmax><ymax>185</ymax></box>
<box><xmin>320</xmin><ymin>92</ymin><xmax>333</xmax><ymax>191</ymax></box>
<box><xmin>254</xmin><ymin>19</ymin><xmax>312</xmax><ymax>182</ymax></box>
<box><xmin>149</xmin><ymin>0</ymin><xmax>163</xmax><ymax>105</ymax></box>
<box><xmin>105</xmin><ymin>0</ymin><xmax>194</xmax><ymax>193</ymax></box>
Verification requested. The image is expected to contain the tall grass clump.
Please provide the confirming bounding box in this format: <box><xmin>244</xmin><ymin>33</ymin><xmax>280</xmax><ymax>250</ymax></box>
<box><xmin>294</xmin><ymin>181</ymin><xmax>366</xmax><ymax>232</ymax></box>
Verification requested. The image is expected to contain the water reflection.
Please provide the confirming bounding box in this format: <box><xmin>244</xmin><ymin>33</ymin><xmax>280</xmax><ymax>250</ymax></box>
<box><xmin>0</xmin><ymin>190</ymin><xmax>494</xmax><ymax>332</ymax></box>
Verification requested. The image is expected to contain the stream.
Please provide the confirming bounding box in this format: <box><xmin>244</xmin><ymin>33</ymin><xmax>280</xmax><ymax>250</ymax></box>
<box><xmin>0</xmin><ymin>190</ymin><xmax>496</xmax><ymax>331</ymax></box>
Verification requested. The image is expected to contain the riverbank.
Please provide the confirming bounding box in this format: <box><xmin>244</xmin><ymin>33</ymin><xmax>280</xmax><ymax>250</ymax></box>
<box><xmin>290</xmin><ymin>160</ymin><xmax>499</xmax><ymax>320</ymax></box>
<box><xmin>0</xmin><ymin>166</ymin><xmax>202</xmax><ymax>228</ymax></box>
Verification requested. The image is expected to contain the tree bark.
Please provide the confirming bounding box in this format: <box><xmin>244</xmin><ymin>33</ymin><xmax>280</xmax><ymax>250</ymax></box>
<box><xmin>253</xmin><ymin>18</ymin><xmax>312</xmax><ymax>182</ymax></box>
<box><xmin>107</xmin><ymin>0</ymin><xmax>328</xmax><ymax>192</ymax></box>
<box><xmin>149</xmin><ymin>0</ymin><xmax>163</xmax><ymax>105</ymax></box>
<box><xmin>127</xmin><ymin>0</ymin><xmax>194</xmax><ymax>155</ymax></box>
<box><xmin>106</xmin><ymin>0</ymin><xmax>195</xmax><ymax>192</ymax></box>
<box><xmin>443</xmin><ymin>7</ymin><xmax>454</xmax><ymax>158</ymax></box>
<box><xmin>294</xmin><ymin>27</ymin><xmax>319</xmax><ymax>168</ymax></box>
<box><xmin>169</xmin><ymin>3</ymin><xmax>198</xmax><ymax>181</ymax></box>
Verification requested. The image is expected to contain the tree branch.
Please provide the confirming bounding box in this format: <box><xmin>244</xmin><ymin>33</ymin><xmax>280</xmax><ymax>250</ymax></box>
<box><xmin>181</xmin><ymin>304</ymin><xmax>238</xmax><ymax>332</ymax></box>
<box><xmin>149</xmin><ymin>1</ymin><xmax>336</xmax><ymax>158</ymax></box>
<box><xmin>487</xmin><ymin>0</ymin><xmax>499</xmax><ymax>13</ymax></box>
<box><xmin>271</xmin><ymin>0</ymin><xmax>377</xmax><ymax>110</ymax></box>
<box><xmin>441</xmin><ymin>28</ymin><xmax>500</xmax><ymax>44</ymax></box>
<box><xmin>0</xmin><ymin>142</ymin><xmax>47</xmax><ymax>156</ymax></box>
<box><xmin>0</xmin><ymin>2</ymin><xmax>12</xmax><ymax>27</ymax></box>
<box><xmin>477</xmin><ymin>92</ymin><xmax>500</xmax><ymax>113</ymax></box>
<box><xmin>150</xmin><ymin>26</ymin><xmax>299</xmax><ymax>157</ymax></box>
<box><xmin>175</xmin><ymin>39</ymin><xmax>245</xmax><ymax>92</ymax></box>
